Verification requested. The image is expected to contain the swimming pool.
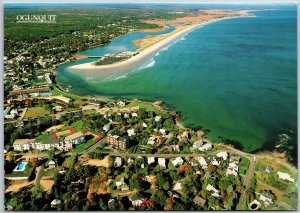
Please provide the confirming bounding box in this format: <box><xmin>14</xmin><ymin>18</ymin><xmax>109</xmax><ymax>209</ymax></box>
<box><xmin>13</xmin><ymin>162</ymin><xmax>28</xmax><ymax>172</ymax></box>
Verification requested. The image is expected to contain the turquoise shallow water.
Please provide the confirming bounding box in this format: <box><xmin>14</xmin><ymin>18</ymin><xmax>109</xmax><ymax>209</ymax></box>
<box><xmin>56</xmin><ymin>8</ymin><xmax>297</xmax><ymax>152</ymax></box>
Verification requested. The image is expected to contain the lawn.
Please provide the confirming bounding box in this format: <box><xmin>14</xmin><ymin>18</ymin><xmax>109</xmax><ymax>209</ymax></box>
<box><xmin>239</xmin><ymin>157</ymin><xmax>250</xmax><ymax>175</ymax></box>
<box><xmin>42</xmin><ymin>167</ymin><xmax>61</xmax><ymax>177</ymax></box>
<box><xmin>51</xmin><ymin>87</ymin><xmax>81</xmax><ymax>100</ymax></box>
<box><xmin>126</xmin><ymin>100</ymin><xmax>156</xmax><ymax>112</ymax></box>
<box><xmin>74</xmin><ymin>140</ymin><xmax>94</xmax><ymax>152</ymax></box>
<box><xmin>35</xmin><ymin>133</ymin><xmax>54</xmax><ymax>141</ymax></box>
<box><xmin>83</xmin><ymin>109</ymin><xmax>96</xmax><ymax>115</ymax></box>
<box><xmin>24</xmin><ymin>107</ymin><xmax>50</xmax><ymax>119</ymax></box>
<box><xmin>6</xmin><ymin>163</ymin><xmax>33</xmax><ymax>178</ymax></box>
<box><xmin>71</xmin><ymin>120</ymin><xmax>85</xmax><ymax>132</ymax></box>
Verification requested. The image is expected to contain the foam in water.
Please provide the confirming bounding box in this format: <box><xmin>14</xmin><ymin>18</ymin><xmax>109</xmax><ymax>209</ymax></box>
<box><xmin>138</xmin><ymin>58</ymin><xmax>156</xmax><ymax>70</ymax></box>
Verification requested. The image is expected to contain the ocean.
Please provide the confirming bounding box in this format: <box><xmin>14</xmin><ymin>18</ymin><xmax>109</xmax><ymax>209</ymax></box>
<box><xmin>56</xmin><ymin>7</ymin><xmax>297</xmax><ymax>153</ymax></box>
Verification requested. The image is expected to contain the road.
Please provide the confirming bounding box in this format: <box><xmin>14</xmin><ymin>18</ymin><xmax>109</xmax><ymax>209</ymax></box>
<box><xmin>236</xmin><ymin>155</ymin><xmax>255</xmax><ymax>210</ymax></box>
<box><xmin>80</xmin><ymin>138</ymin><xmax>106</xmax><ymax>157</ymax></box>
<box><xmin>34</xmin><ymin>166</ymin><xmax>43</xmax><ymax>185</ymax></box>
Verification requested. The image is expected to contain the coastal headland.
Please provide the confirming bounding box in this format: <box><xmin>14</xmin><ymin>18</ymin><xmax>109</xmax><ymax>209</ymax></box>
<box><xmin>69</xmin><ymin>9</ymin><xmax>252</xmax><ymax>72</ymax></box>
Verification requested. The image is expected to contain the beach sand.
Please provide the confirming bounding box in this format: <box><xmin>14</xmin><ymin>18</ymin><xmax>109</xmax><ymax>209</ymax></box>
<box><xmin>69</xmin><ymin>10</ymin><xmax>250</xmax><ymax>73</ymax></box>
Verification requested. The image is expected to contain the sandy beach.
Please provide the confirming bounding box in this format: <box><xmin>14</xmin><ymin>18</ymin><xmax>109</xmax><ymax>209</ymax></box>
<box><xmin>69</xmin><ymin>10</ymin><xmax>250</xmax><ymax>72</ymax></box>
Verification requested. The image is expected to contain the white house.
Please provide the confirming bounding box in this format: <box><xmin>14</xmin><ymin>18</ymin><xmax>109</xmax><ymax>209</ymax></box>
<box><xmin>277</xmin><ymin>171</ymin><xmax>295</xmax><ymax>182</ymax></box>
<box><xmin>173</xmin><ymin>182</ymin><xmax>182</xmax><ymax>191</ymax></box>
<box><xmin>147</xmin><ymin>137</ymin><xmax>157</xmax><ymax>146</ymax></box>
<box><xmin>131</xmin><ymin>112</ymin><xmax>138</xmax><ymax>117</ymax></box>
<box><xmin>158</xmin><ymin>158</ymin><xmax>166</xmax><ymax>168</ymax></box>
<box><xmin>127</xmin><ymin>158</ymin><xmax>134</xmax><ymax>164</ymax></box>
<box><xmin>64</xmin><ymin>132</ymin><xmax>85</xmax><ymax>145</ymax></box>
<box><xmin>142</xmin><ymin>122</ymin><xmax>148</xmax><ymax>128</ymax></box>
<box><xmin>226</xmin><ymin>162</ymin><xmax>239</xmax><ymax>176</ymax></box>
<box><xmin>172</xmin><ymin>157</ymin><xmax>184</xmax><ymax>167</ymax></box>
<box><xmin>51</xmin><ymin>199</ymin><xmax>61</xmax><ymax>208</ymax></box>
<box><xmin>48</xmin><ymin>160</ymin><xmax>57</xmax><ymax>168</ymax></box>
<box><xmin>206</xmin><ymin>184</ymin><xmax>220</xmax><ymax>198</ymax></box>
<box><xmin>197</xmin><ymin>157</ymin><xmax>208</xmax><ymax>169</ymax></box>
<box><xmin>114</xmin><ymin>157</ymin><xmax>122</xmax><ymax>167</ymax></box>
<box><xmin>127</xmin><ymin>129</ymin><xmax>136</xmax><ymax>137</ymax></box>
<box><xmin>159</xmin><ymin>129</ymin><xmax>166</xmax><ymax>136</ymax></box>
<box><xmin>103</xmin><ymin>124</ymin><xmax>111</xmax><ymax>132</ymax></box>
<box><xmin>198</xmin><ymin>143</ymin><xmax>213</xmax><ymax>152</ymax></box>
<box><xmin>147</xmin><ymin>157</ymin><xmax>155</xmax><ymax>165</ymax></box>
<box><xmin>116</xmin><ymin>177</ymin><xmax>129</xmax><ymax>191</ymax></box>
<box><xmin>192</xmin><ymin>140</ymin><xmax>203</xmax><ymax>149</ymax></box>
<box><xmin>154</xmin><ymin>115</ymin><xmax>162</xmax><ymax>122</ymax></box>
<box><xmin>170</xmin><ymin>145</ymin><xmax>180</xmax><ymax>152</ymax></box>
<box><xmin>13</xmin><ymin>139</ymin><xmax>34</xmax><ymax>151</ymax></box>
<box><xmin>216</xmin><ymin>152</ymin><xmax>228</xmax><ymax>161</ymax></box>
<box><xmin>259</xmin><ymin>192</ymin><xmax>275</xmax><ymax>206</ymax></box>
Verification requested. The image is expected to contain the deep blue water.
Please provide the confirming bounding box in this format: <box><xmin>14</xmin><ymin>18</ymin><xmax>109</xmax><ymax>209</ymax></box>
<box><xmin>56</xmin><ymin>8</ymin><xmax>297</xmax><ymax>152</ymax></box>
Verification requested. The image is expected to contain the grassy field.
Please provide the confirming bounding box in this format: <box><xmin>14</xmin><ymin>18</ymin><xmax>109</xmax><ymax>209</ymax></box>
<box><xmin>239</xmin><ymin>157</ymin><xmax>250</xmax><ymax>175</ymax></box>
<box><xmin>42</xmin><ymin>167</ymin><xmax>61</xmax><ymax>177</ymax></box>
<box><xmin>126</xmin><ymin>100</ymin><xmax>156</xmax><ymax>112</ymax></box>
<box><xmin>6</xmin><ymin>163</ymin><xmax>33</xmax><ymax>178</ymax></box>
<box><xmin>24</xmin><ymin>107</ymin><xmax>50</xmax><ymax>119</ymax></box>
<box><xmin>73</xmin><ymin>140</ymin><xmax>94</xmax><ymax>152</ymax></box>
<box><xmin>35</xmin><ymin>133</ymin><xmax>54</xmax><ymax>141</ymax></box>
<box><xmin>51</xmin><ymin>87</ymin><xmax>81</xmax><ymax>100</ymax></box>
<box><xmin>70</xmin><ymin>120</ymin><xmax>85</xmax><ymax>132</ymax></box>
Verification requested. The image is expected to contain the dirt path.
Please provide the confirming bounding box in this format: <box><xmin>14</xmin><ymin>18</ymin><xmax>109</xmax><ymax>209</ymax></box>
<box><xmin>5</xmin><ymin>180</ymin><xmax>34</xmax><ymax>193</ymax></box>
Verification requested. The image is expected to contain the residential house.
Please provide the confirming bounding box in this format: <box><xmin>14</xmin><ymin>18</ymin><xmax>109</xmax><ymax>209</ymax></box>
<box><xmin>206</xmin><ymin>184</ymin><xmax>220</xmax><ymax>198</ymax></box>
<box><xmin>173</xmin><ymin>182</ymin><xmax>182</xmax><ymax>191</ymax></box>
<box><xmin>197</xmin><ymin>157</ymin><xmax>208</xmax><ymax>169</ymax></box>
<box><xmin>192</xmin><ymin>140</ymin><xmax>203</xmax><ymax>149</ymax></box>
<box><xmin>127</xmin><ymin>158</ymin><xmax>134</xmax><ymax>164</ymax></box>
<box><xmin>13</xmin><ymin>139</ymin><xmax>35</xmax><ymax>151</ymax></box>
<box><xmin>226</xmin><ymin>162</ymin><xmax>239</xmax><ymax>176</ymax></box>
<box><xmin>114</xmin><ymin>157</ymin><xmax>122</xmax><ymax>167</ymax></box>
<box><xmin>158</xmin><ymin>158</ymin><xmax>166</xmax><ymax>168</ymax></box>
<box><xmin>116</xmin><ymin>177</ymin><xmax>129</xmax><ymax>191</ymax></box>
<box><xmin>154</xmin><ymin>116</ymin><xmax>162</xmax><ymax>122</ymax></box>
<box><xmin>170</xmin><ymin>145</ymin><xmax>180</xmax><ymax>152</ymax></box>
<box><xmin>52</xmin><ymin>105</ymin><xmax>63</xmax><ymax>113</ymax></box>
<box><xmin>147</xmin><ymin>137</ymin><xmax>157</xmax><ymax>146</ymax></box>
<box><xmin>194</xmin><ymin>196</ymin><xmax>206</xmax><ymax>207</ymax></box>
<box><xmin>64</xmin><ymin>132</ymin><xmax>85</xmax><ymax>146</ymax></box>
<box><xmin>277</xmin><ymin>171</ymin><xmax>295</xmax><ymax>183</ymax></box>
<box><xmin>142</xmin><ymin>122</ymin><xmax>148</xmax><ymax>128</ymax></box>
<box><xmin>172</xmin><ymin>157</ymin><xmax>184</xmax><ymax>167</ymax></box>
<box><xmin>106</xmin><ymin>133</ymin><xmax>128</xmax><ymax>150</ymax></box>
<box><xmin>137</xmin><ymin>156</ymin><xmax>145</xmax><ymax>168</ymax></box>
<box><xmin>198</xmin><ymin>143</ymin><xmax>213</xmax><ymax>152</ymax></box>
<box><xmin>5</xmin><ymin>108</ymin><xmax>18</xmax><ymax>119</ymax></box>
<box><xmin>51</xmin><ymin>199</ymin><xmax>61</xmax><ymax>208</ymax></box>
<box><xmin>48</xmin><ymin>160</ymin><xmax>57</xmax><ymax>168</ymax></box>
<box><xmin>147</xmin><ymin>157</ymin><xmax>155</xmax><ymax>165</ymax></box>
<box><xmin>159</xmin><ymin>129</ymin><xmax>166</xmax><ymax>136</ymax></box>
<box><xmin>130</xmin><ymin>193</ymin><xmax>144</xmax><ymax>207</ymax></box>
<box><xmin>258</xmin><ymin>191</ymin><xmax>275</xmax><ymax>206</ymax></box>
<box><xmin>216</xmin><ymin>152</ymin><xmax>228</xmax><ymax>161</ymax></box>
<box><xmin>131</xmin><ymin>112</ymin><xmax>138</xmax><ymax>117</ymax></box>
<box><xmin>103</xmin><ymin>123</ymin><xmax>111</xmax><ymax>132</ymax></box>
<box><xmin>32</xmin><ymin>138</ymin><xmax>64</xmax><ymax>151</ymax></box>
<box><xmin>127</xmin><ymin>129</ymin><xmax>135</xmax><ymax>137</ymax></box>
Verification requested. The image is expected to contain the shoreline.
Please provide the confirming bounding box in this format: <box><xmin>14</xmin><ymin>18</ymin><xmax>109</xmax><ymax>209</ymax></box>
<box><xmin>69</xmin><ymin>13</ymin><xmax>252</xmax><ymax>72</ymax></box>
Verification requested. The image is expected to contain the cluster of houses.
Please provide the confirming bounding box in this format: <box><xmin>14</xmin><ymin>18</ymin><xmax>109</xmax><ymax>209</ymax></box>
<box><xmin>12</xmin><ymin>132</ymin><xmax>86</xmax><ymax>152</ymax></box>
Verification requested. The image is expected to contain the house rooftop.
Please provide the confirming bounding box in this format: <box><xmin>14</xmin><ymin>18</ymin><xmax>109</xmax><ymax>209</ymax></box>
<box><xmin>65</xmin><ymin>132</ymin><xmax>84</xmax><ymax>141</ymax></box>
<box><xmin>13</xmin><ymin>139</ymin><xmax>35</xmax><ymax>145</ymax></box>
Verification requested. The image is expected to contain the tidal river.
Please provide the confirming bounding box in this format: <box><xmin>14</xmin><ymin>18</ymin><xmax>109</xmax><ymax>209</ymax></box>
<box><xmin>56</xmin><ymin>8</ymin><xmax>297</xmax><ymax>153</ymax></box>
